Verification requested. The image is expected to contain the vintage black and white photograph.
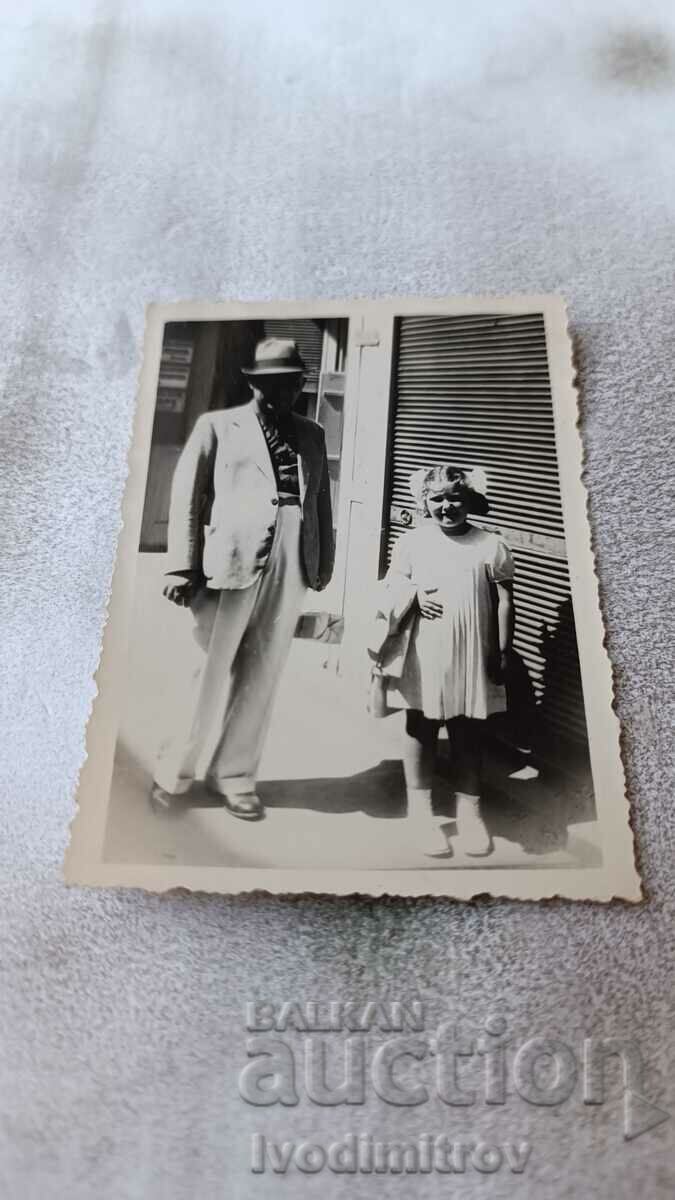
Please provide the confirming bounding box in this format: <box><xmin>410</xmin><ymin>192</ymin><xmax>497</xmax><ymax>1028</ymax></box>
<box><xmin>66</xmin><ymin>298</ymin><xmax>638</xmax><ymax>899</ymax></box>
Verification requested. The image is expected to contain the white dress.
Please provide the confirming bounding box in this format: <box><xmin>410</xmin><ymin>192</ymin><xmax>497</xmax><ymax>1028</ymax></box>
<box><xmin>383</xmin><ymin>523</ymin><xmax>514</xmax><ymax>722</ymax></box>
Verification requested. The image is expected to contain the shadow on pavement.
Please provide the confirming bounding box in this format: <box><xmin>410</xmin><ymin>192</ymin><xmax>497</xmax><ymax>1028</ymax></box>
<box><xmin>108</xmin><ymin>730</ymin><xmax>599</xmax><ymax>865</ymax></box>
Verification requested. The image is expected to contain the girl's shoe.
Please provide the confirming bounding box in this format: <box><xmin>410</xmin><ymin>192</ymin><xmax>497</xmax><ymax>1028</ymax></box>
<box><xmin>454</xmin><ymin>793</ymin><xmax>492</xmax><ymax>856</ymax></box>
<box><xmin>406</xmin><ymin>789</ymin><xmax>450</xmax><ymax>857</ymax></box>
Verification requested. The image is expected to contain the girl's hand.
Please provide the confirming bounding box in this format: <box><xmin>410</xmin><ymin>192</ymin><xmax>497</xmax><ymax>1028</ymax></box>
<box><xmin>487</xmin><ymin>650</ymin><xmax>511</xmax><ymax>683</ymax></box>
<box><xmin>416</xmin><ymin>587</ymin><xmax>444</xmax><ymax>620</ymax></box>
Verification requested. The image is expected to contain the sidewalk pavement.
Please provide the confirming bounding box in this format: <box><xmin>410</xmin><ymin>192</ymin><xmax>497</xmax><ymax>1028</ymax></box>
<box><xmin>103</xmin><ymin>557</ymin><xmax>600</xmax><ymax>872</ymax></box>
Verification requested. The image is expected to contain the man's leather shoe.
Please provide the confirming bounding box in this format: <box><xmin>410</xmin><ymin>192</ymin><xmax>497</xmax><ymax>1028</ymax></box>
<box><xmin>222</xmin><ymin>792</ymin><xmax>264</xmax><ymax>821</ymax></box>
<box><xmin>150</xmin><ymin>782</ymin><xmax>179</xmax><ymax>813</ymax></box>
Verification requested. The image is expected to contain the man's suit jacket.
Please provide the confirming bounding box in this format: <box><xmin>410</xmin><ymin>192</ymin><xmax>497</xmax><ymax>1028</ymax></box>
<box><xmin>165</xmin><ymin>402</ymin><xmax>335</xmax><ymax>591</ymax></box>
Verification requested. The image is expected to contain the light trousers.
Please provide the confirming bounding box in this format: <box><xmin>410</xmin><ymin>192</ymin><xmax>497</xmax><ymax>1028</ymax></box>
<box><xmin>154</xmin><ymin>506</ymin><xmax>306</xmax><ymax>795</ymax></box>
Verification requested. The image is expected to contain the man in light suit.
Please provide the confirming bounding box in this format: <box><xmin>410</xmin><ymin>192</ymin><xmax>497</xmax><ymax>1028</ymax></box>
<box><xmin>151</xmin><ymin>337</ymin><xmax>335</xmax><ymax>819</ymax></box>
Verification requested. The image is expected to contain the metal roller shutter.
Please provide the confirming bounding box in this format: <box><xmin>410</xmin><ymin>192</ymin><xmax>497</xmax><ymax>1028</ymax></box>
<box><xmin>385</xmin><ymin>313</ymin><xmax>588</xmax><ymax>753</ymax></box>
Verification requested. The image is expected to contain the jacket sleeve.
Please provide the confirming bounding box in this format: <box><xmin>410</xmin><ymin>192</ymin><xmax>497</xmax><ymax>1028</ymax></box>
<box><xmin>314</xmin><ymin>428</ymin><xmax>335</xmax><ymax>591</ymax></box>
<box><xmin>165</xmin><ymin>414</ymin><xmax>216</xmax><ymax>576</ymax></box>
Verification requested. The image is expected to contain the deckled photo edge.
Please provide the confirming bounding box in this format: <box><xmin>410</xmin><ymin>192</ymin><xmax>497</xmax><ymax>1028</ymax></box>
<box><xmin>541</xmin><ymin>298</ymin><xmax>641</xmax><ymax>901</ymax></box>
<box><xmin>63</xmin><ymin>295</ymin><xmax>642</xmax><ymax>902</ymax></box>
<box><xmin>63</xmin><ymin>303</ymin><xmax>167</xmax><ymax>880</ymax></box>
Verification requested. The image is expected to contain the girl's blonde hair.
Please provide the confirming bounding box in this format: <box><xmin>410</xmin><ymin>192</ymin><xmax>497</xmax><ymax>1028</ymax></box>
<box><xmin>409</xmin><ymin>464</ymin><xmax>490</xmax><ymax>517</ymax></box>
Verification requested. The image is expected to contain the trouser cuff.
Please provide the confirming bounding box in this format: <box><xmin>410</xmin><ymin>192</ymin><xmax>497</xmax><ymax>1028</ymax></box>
<box><xmin>205</xmin><ymin>774</ymin><xmax>256</xmax><ymax>796</ymax></box>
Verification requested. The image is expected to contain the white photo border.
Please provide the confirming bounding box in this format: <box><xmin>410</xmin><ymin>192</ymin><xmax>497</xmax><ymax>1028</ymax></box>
<box><xmin>64</xmin><ymin>296</ymin><xmax>641</xmax><ymax>902</ymax></box>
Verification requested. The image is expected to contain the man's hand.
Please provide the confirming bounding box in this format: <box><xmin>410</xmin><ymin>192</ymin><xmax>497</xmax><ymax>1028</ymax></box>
<box><xmin>416</xmin><ymin>587</ymin><xmax>444</xmax><ymax>620</ymax></box>
<box><xmin>163</xmin><ymin>577</ymin><xmax>203</xmax><ymax>607</ymax></box>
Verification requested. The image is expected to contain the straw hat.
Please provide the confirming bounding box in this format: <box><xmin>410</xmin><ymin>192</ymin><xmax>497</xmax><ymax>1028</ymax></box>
<box><xmin>242</xmin><ymin>337</ymin><xmax>306</xmax><ymax>376</ymax></box>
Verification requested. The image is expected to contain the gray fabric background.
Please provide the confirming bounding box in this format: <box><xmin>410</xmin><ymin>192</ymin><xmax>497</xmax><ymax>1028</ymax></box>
<box><xmin>1</xmin><ymin>1</ymin><xmax>674</xmax><ymax>1196</ymax></box>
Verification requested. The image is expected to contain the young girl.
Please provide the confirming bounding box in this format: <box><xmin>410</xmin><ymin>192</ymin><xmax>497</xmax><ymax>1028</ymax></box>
<box><xmin>373</xmin><ymin>464</ymin><xmax>515</xmax><ymax>857</ymax></box>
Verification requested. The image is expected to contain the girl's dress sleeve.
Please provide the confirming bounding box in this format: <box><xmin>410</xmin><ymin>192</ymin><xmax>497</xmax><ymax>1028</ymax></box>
<box><xmin>381</xmin><ymin>535</ymin><xmax>418</xmax><ymax>627</ymax></box>
<box><xmin>366</xmin><ymin>534</ymin><xmax>418</xmax><ymax>661</ymax></box>
<box><xmin>487</xmin><ymin>537</ymin><xmax>515</xmax><ymax>583</ymax></box>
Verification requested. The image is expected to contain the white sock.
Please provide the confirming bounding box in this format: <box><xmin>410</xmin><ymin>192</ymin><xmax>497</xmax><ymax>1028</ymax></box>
<box><xmin>407</xmin><ymin>787</ymin><xmax>434</xmax><ymax>818</ymax></box>
<box><xmin>454</xmin><ymin>791</ymin><xmax>490</xmax><ymax>855</ymax></box>
<box><xmin>455</xmin><ymin>791</ymin><xmax>481</xmax><ymax>809</ymax></box>
<box><xmin>408</xmin><ymin>787</ymin><xmax>432</xmax><ymax>802</ymax></box>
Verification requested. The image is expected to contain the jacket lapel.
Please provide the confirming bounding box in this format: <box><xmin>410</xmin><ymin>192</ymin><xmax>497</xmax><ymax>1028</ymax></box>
<box><xmin>232</xmin><ymin>403</ymin><xmax>315</xmax><ymax>496</ymax></box>
<box><xmin>233</xmin><ymin>403</ymin><xmax>275</xmax><ymax>482</ymax></box>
